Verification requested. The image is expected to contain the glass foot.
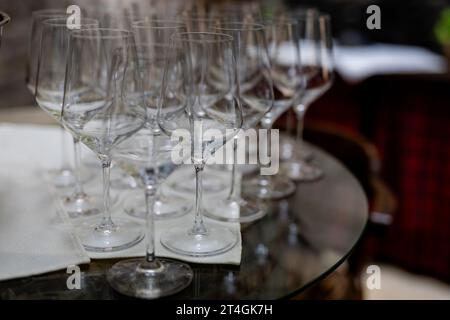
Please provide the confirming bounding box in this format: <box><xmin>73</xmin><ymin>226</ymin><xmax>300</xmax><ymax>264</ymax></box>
<box><xmin>62</xmin><ymin>192</ymin><xmax>117</xmax><ymax>218</ymax></box>
<box><xmin>75</xmin><ymin>218</ymin><xmax>144</xmax><ymax>252</ymax></box>
<box><xmin>48</xmin><ymin>168</ymin><xmax>76</xmax><ymax>188</ymax></box>
<box><xmin>110</xmin><ymin>173</ymin><xmax>138</xmax><ymax>190</ymax></box>
<box><xmin>282</xmin><ymin>161</ymin><xmax>323</xmax><ymax>182</ymax></box>
<box><xmin>204</xmin><ymin>197</ymin><xmax>267</xmax><ymax>223</ymax></box>
<box><xmin>168</xmin><ymin>171</ymin><xmax>227</xmax><ymax>194</ymax></box>
<box><xmin>244</xmin><ymin>175</ymin><xmax>296</xmax><ymax>200</ymax></box>
<box><xmin>161</xmin><ymin>225</ymin><xmax>238</xmax><ymax>257</ymax></box>
<box><xmin>107</xmin><ymin>258</ymin><xmax>193</xmax><ymax>299</ymax></box>
<box><xmin>123</xmin><ymin>193</ymin><xmax>191</xmax><ymax>220</ymax></box>
<box><xmin>279</xmin><ymin>134</ymin><xmax>313</xmax><ymax>162</ymax></box>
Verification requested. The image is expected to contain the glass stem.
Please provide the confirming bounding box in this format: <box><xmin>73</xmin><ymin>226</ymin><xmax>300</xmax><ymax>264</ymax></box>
<box><xmin>73</xmin><ymin>137</ymin><xmax>85</xmax><ymax>196</ymax></box>
<box><xmin>295</xmin><ymin>110</ymin><xmax>305</xmax><ymax>160</ymax></box>
<box><xmin>286</xmin><ymin>109</ymin><xmax>293</xmax><ymax>135</ymax></box>
<box><xmin>191</xmin><ymin>164</ymin><xmax>207</xmax><ymax>235</ymax></box>
<box><xmin>227</xmin><ymin>137</ymin><xmax>238</xmax><ymax>201</ymax></box>
<box><xmin>258</xmin><ymin>122</ymin><xmax>273</xmax><ymax>185</ymax></box>
<box><xmin>99</xmin><ymin>156</ymin><xmax>113</xmax><ymax>228</ymax></box>
<box><xmin>60</xmin><ymin>126</ymin><xmax>70</xmax><ymax>170</ymax></box>
<box><xmin>144</xmin><ymin>186</ymin><xmax>157</xmax><ymax>263</ymax></box>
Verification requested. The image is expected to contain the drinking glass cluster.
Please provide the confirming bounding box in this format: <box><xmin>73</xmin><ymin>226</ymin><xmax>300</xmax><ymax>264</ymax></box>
<box><xmin>28</xmin><ymin>1</ymin><xmax>334</xmax><ymax>299</ymax></box>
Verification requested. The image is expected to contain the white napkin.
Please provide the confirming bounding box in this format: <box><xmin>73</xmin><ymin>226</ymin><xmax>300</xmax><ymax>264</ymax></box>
<box><xmin>86</xmin><ymin>165</ymin><xmax>242</xmax><ymax>264</ymax></box>
<box><xmin>0</xmin><ymin>123</ymin><xmax>242</xmax><ymax>280</ymax></box>
<box><xmin>334</xmin><ymin>43</ymin><xmax>447</xmax><ymax>83</ymax></box>
<box><xmin>0</xmin><ymin>164</ymin><xmax>90</xmax><ymax>281</ymax></box>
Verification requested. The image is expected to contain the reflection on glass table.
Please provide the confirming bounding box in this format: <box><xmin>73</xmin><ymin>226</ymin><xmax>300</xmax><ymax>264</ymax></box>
<box><xmin>0</xmin><ymin>144</ymin><xmax>367</xmax><ymax>299</ymax></box>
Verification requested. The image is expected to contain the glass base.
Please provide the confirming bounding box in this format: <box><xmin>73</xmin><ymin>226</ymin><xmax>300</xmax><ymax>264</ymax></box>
<box><xmin>48</xmin><ymin>168</ymin><xmax>76</xmax><ymax>188</ymax></box>
<box><xmin>75</xmin><ymin>218</ymin><xmax>144</xmax><ymax>252</ymax></box>
<box><xmin>107</xmin><ymin>258</ymin><xmax>193</xmax><ymax>299</ymax></box>
<box><xmin>161</xmin><ymin>225</ymin><xmax>238</xmax><ymax>257</ymax></box>
<box><xmin>62</xmin><ymin>192</ymin><xmax>112</xmax><ymax>218</ymax></box>
<box><xmin>244</xmin><ymin>175</ymin><xmax>296</xmax><ymax>200</ymax></box>
<box><xmin>110</xmin><ymin>173</ymin><xmax>138</xmax><ymax>190</ymax></box>
<box><xmin>280</xmin><ymin>134</ymin><xmax>314</xmax><ymax>162</ymax></box>
<box><xmin>282</xmin><ymin>161</ymin><xmax>323</xmax><ymax>182</ymax></box>
<box><xmin>47</xmin><ymin>167</ymin><xmax>95</xmax><ymax>189</ymax></box>
<box><xmin>204</xmin><ymin>197</ymin><xmax>267</xmax><ymax>223</ymax></box>
<box><xmin>123</xmin><ymin>193</ymin><xmax>191</xmax><ymax>220</ymax></box>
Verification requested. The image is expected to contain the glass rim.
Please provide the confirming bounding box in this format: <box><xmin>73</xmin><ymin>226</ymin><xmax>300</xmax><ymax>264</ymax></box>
<box><xmin>0</xmin><ymin>11</ymin><xmax>10</xmax><ymax>27</ymax></box>
<box><xmin>31</xmin><ymin>8</ymin><xmax>68</xmax><ymax>17</ymax></box>
<box><xmin>290</xmin><ymin>8</ymin><xmax>319</xmax><ymax>19</ymax></box>
<box><xmin>180</xmin><ymin>16</ymin><xmax>220</xmax><ymax>22</ymax></box>
<box><xmin>70</xmin><ymin>28</ymin><xmax>132</xmax><ymax>39</ymax></box>
<box><xmin>212</xmin><ymin>22</ymin><xmax>266</xmax><ymax>32</ymax></box>
<box><xmin>263</xmin><ymin>17</ymin><xmax>299</xmax><ymax>26</ymax></box>
<box><xmin>132</xmin><ymin>19</ymin><xmax>184</xmax><ymax>29</ymax></box>
<box><xmin>172</xmin><ymin>31</ymin><xmax>233</xmax><ymax>44</ymax></box>
<box><xmin>42</xmin><ymin>17</ymin><xmax>99</xmax><ymax>27</ymax></box>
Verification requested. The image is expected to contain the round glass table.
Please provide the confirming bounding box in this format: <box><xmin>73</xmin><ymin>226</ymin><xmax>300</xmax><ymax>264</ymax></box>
<box><xmin>0</xmin><ymin>144</ymin><xmax>368</xmax><ymax>299</ymax></box>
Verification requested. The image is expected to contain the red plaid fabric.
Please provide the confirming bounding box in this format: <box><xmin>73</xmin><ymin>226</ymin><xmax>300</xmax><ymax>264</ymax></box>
<box><xmin>306</xmin><ymin>74</ymin><xmax>450</xmax><ymax>282</ymax></box>
<box><xmin>371</xmin><ymin>75</ymin><xmax>450</xmax><ymax>281</ymax></box>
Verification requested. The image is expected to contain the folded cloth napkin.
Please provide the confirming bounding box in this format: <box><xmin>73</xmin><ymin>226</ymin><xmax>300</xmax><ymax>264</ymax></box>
<box><xmin>0</xmin><ymin>164</ymin><xmax>90</xmax><ymax>281</ymax></box>
<box><xmin>85</xmin><ymin>165</ymin><xmax>242</xmax><ymax>264</ymax></box>
<box><xmin>0</xmin><ymin>123</ymin><xmax>242</xmax><ymax>281</ymax></box>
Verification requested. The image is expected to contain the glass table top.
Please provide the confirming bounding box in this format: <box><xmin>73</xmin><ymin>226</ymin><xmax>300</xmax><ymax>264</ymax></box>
<box><xmin>0</xmin><ymin>144</ymin><xmax>368</xmax><ymax>299</ymax></box>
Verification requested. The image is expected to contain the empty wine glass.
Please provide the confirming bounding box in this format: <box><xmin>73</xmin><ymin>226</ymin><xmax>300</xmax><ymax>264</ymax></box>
<box><xmin>245</xmin><ymin>18</ymin><xmax>305</xmax><ymax>199</ymax></box>
<box><xmin>62</xmin><ymin>28</ymin><xmax>146</xmax><ymax>252</ymax></box>
<box><xmin>282</xmin><ymin>13</ymin><xmax>334</xmax><ymax>181</ymax></box>
<box><xmin>118</xmin><ymin>19</ymin><xmax>192</xmax><ymax>219</ymax></box>
<box><xmin>27</xmin><ymin>9</ymin><xmax>67</xmax><ymax>93</ymax></box>
<box><xmin>204</xmin><ymin>22</ymin><xmax>273</xmax><ymax>223</ymax></box>
<box><xmin>0</xmin><ymin>11</ymin><xmax>10</xmax><ymax>47</ymax></box>
<box><xmin>108</xmin><ymin>131</ymin><xmax>193</xmax><ymax>299</ymax></box>
<box><xmin>35</xmin><ymin>17</ymin><xmax>106</xmax><ymax>217</ymax></box>
<box><xmin>158</xmin><ymin>32</ymin><xmax>243</xmax><ymax>257</ymax></box>
<box><xmin>27</xmin><ymin>9</ymin><xmax>78</xmax><ymax>188</ymax></box>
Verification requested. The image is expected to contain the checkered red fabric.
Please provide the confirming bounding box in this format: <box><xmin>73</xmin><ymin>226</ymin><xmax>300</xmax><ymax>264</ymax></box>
<box><xmin>371</xmin><ymin>75</ymin><xmax>450</xmax><ymax>280</ymax></box>
<box><xmin>307</xmin><ymin>74</ymin><xmax>450</xmax><ymax>282</ymax></box>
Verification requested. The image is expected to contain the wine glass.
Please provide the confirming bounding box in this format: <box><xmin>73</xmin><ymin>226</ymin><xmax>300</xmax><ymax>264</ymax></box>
<box><xmin>108</xmin><ymin>131</ymin><xmax>193</xmax><ymax>299</ymax></box>
<box><xmin>86</xmin><ymin>8</ymin><xmax>148</xmax><ymax>190</ymax></box>
<box><xmin>0</xmin><ymin>11</ymin><xmax>10</xmax><ymax>47</ymax></box>
<box><xmin>27</xmin><ymin>9</ymin><xmax>78</xmax><ymax>188</ymax></box>
<box><xmin>282</xmin><ymin>13</ymin><xmax>334</xmax><ymax>181</ymax></box>
<box><xmin>117</xmin><ymin>19</ymin><xmax>192</xmax><ymax>219</ymax></box>
<box><xmin>35</xmin><ymin>17</ymin><xmax>106</xmax><ymax>217</ymax></box>
<box><xmin>245</xmin><ymin>18</ymin><xmax>305</xmax><ymax>199</ymax></box>
<box><xmin>158</xmin><ymin>32</ymin><xmax>243</xmax><ymax>257</ymax></box>
<box><xmin>164</xmin><ymin>16</ymin><xmax>230</xmax><ymax>195</ymax></box>
<box><xmin>27</xmin><ymin>9</ymin><xmax>67</xmax><ymax>93</ymax></box>
<box><xmin>204</xmin><ymin>22</ymin><xmax>273</xmax><ymax>223</ymax></box>
<box><xmin>62</xmin><ymin>28</ymin><xmax>146</xmax><ymax>252</ymax></box>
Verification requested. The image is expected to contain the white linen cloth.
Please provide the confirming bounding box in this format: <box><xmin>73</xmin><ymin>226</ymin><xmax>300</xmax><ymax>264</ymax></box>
<box><xmin>334</xmin><ymin>43</ymin><xmax>447</xmax><ymax>83</ymax></box>
<box><xmin>0</xmin><ymin>123</ymin><xmax>242</xmax><ymax>281</ymax></box>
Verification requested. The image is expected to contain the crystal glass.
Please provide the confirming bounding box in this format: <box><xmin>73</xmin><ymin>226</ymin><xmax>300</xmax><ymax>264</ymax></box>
<box><xmin>35</xmin><ymin>17</ymin><xmax>105</xmax><ymax>217</ymax></box>
<box><xmin>204</xmin><ymin>22</ymin><xmax>273</xmax><ymax>223</ymax></box>
<box><xmin>108</xmin><ymin>131</ymin><xmax>193</xmax><ymax>299</ymax></box>
<box><xmin>163</xmin><ymin>16</ymin><xmax>232</xmax><ymax>195</ymax></box>
<box><xmin>119</xmin><ymin>19</ymin><xmax>192</xmax><ymax>219</ymax></box>
<box><xmin>282</xmin><ymin>13</ymin><xmax>334</xmax><ymax>181</ymax></box>
<box><xmin>158</xmin><ymin>32</ymin><xmax>243</xmax><ymax>257</ymax></box>
<box><xmin>0</xmin><ymin>11</ymin><xmax>10</xmax><ymax>45</ymax></box>
<box><xmin>27</xmin><ymin>9</ymin><xmax>78</xmax><ymax>188</ymax></box>
<box><xmin>115</xmin><ymin>130</ymin><xmax>191</xmax><ymax>220</ymax></box>
<box><xmin>245</xmin><ymin>18</ymin><xmax>305</xmax><ymax>199</ymax></box>
<box><xmin>62</xmin><ymin>28</ymin><xmax>146</xmax><ymax>252</ymax></box>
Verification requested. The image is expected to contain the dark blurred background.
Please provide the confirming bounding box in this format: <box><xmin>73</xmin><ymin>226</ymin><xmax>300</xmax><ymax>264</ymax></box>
<box><xmin>1</xmin><ymin>0</ymin><xmax>450</xmax><ymax>297</ymax></box>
